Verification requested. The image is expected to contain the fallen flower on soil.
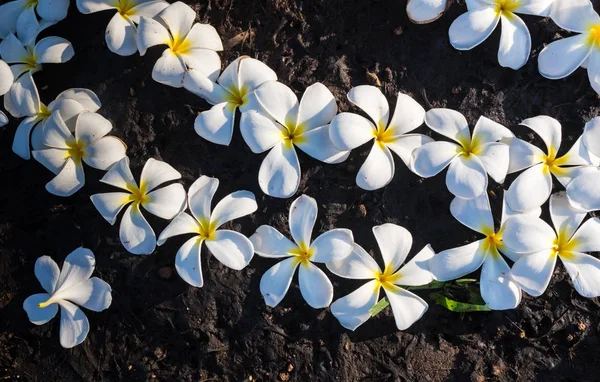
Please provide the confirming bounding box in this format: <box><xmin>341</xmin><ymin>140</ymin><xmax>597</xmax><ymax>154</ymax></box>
<box><xmin>411</xmin><ymin>109</ymin><xmax>513</xmax><ymax>199</ymax></box>
<box><xmin>328</xmin><ymin>224</ymin><xmax>434</xmax><ymax>330</ymax></box>
<box><xmin>137</xmin><ymin>1</ymin><xmax>223</xmax><ymax>87</ymax></box>
<box><xmin>90</xmin><ymin>157</ymin><xmax>187</xmax><ymax>255</ymax></box>
<box><xmin>0</xmin><ymin>0</ymin><xmax>68</xmax><ymax>43</ymax></box>
<box><xmin>23</xmin><ymin>247</ymin><xmax>112</xmax><ymax>348</ymax></box>
<box><xmin>158</xmin><ymin>175</ymin><xmax>257</xmax><ymax>287</ymax></box>
<box><xmin>406</xmin><ymin>0</ymin><xmax>450</xmax><ymax>24</ymax></box>
<box><xmin>241</xmin><ymin>82</ymin><xmax>348</xmax><ymax>198</ymax></box>
<box><xmin>251</xmin><ymin>195</ymin><xmax>354</xmax><ymax>308</ymax></box>
<box><xmin>0</xmin><ymin>59</ymin><xmax>13</xmax><ymax>127</ymax></box>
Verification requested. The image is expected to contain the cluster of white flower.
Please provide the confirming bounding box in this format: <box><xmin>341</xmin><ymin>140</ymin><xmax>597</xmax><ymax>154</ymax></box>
<box><xmin>7</xmin><ymin>0</ymin><xmax>600</xmax><ymax>349</ymax></box>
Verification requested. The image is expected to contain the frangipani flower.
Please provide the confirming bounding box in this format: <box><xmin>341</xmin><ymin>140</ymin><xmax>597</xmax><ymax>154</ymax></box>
<box><xmin>505</xmin><ymin>116</ymin><xmax>596</xmax><ymax>212</ymax></box>
<box><xmin>183</xmin><ymin>56</ymin><xmax>277</xmax><ymax>145</ymax></box>
<box><xmin>327</xmin><ymin>224</ymin><xmax>434</xmax><ymax>331</ymax></box>
<box><xmin>251</xmin><ymin>195</ymin><xmax>354</xmax><ymax>308</ymax></box>
<box><xmin>23</xmin><ymin>247</ymin><xmax>112</xmax><ymax>348</ymax></box>
<box><xmin>429</xmin><ymin>192</ymin><xmax>540</xmax><ymax>310</ymax></box>
<box><xmin>76</xmin><ymin>0</ymin><xmax>169</xmax><ymax>56</ymax></box>
<box><xmin>565</xmin><ymin>117</ymin><xmax>600</xmax><ymax>211</ymax></box>
<box><xmin>90</xmin><ymin>157</ymin><xmax>187</xmax><ymax>255</ymax></box>
<box><xmin>539</xmin><ymin>0</ymin><xmax>600</xmax><ymax>94</ymax></box>
<box><xmin>449</xmin><ymin>0</ymin><xmax>552</xmax><ymax>69</ymax></box>
<box><xmin>329</xmin><ymin>86</ymin><xmax>432</xmax><ymax>191</ymax></box>
<box><xmin>0</xmin><ymin>59</ymin><xmax>13</xmax><ymax>127</ymax></box>
<box><xmin>12</xmin><ymin>87</ymin><xmax>101</xmax><ymax>159</ymax></box>
<box><xmin>240</xmin><ymin>82</ymin><xmax>349</xmax><ymax>198</ymax></box>
<box><xmin>158</xmin><ymin>176</ymin><xmax>257</xmax><ymax>287</ymax></box>
<box><xmin>503</xmin><ymin>192</ymin><xmax>600</xmax><ymax>297</ymax></box>
<box><xmin>411</xmin><ymin>109</ymin><xmax>513</xmax><ymax>199</ymax></box>
<box><xmin>32</xmin><ymin>111</ymin><xmax>126</xmax><ymax>196</ymax></box>
<box><xmin>0</xmin><ymin>0</ymin><xmax>68</xmax><ymax>43</ymax></box>
<box><xmin>407</xmin><ymin>0</ymin><xmax>450</xmax><ymax>24</ymax></box>
<box><xmin>137</xmin><ymin>1</ymin><xmax>223</xmax><ymax>88</ymax></box>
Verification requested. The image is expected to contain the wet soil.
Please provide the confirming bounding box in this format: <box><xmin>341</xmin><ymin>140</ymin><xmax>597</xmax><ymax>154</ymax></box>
<box><xmin>2</xmin><ymin>0</ymin><xmax>600</xmax><ymax>381</ymax></box>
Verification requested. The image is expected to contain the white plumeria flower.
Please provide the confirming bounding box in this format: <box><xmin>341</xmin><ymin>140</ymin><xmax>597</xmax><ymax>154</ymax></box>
<box><xmin>158</xmin><ymin>176</ymin><xmax>257</xmax><ymax>287</ymax></box>
<box><xmin>32</xmin><ymin>111</ymin><xmax>126</xmax><ymax>196</ymax></box>
<box><xmin>429</xmin><ymin>192</ymin><xmax>541</xmax><ymax>310</ymax></box>
<box><xmin>1</xmin><ymin>33</ymin><xmax>74</xmax><ymax>116</ymax></box>
<box><xmin>449</xmin><ymin>0</ymin><xmax>552</xmax><ymax>69</ymax></box>
<box><xmin>565</xmin><ymin>117</ymin><xmax>600</xmax><ymax>211</ymax></box>
<box><xmin>76</xmin><ymin>0</ymin><xmax>169</xmax><ymax>56</ymax></box>
<box><xmin>23</xmin><ymin>248</ymin><xmax>112</xmax><ymax>348</ymax></box>
<box><xmin>250</xmin><ymin>195</ymin><xmax>354</xmax><ymax>308</ymax></box>
<box><xmin>137</xmin><ymin>1</ymin><xmax>223</xmax><ymax>88</ymax></box>
<box><xmin>327</xmin><ymin>224</ymin><xmax>434</xmax><ymax>331</ymax></box>
<box><xmin>90</xmin><ymin>157</ymin><xmax>187</xmax><ymax>255</ymax></box>
<box><xmin>183</xmin><ymin>56</ymin><xmax>277</xmax><ymax>146</ymax></box>
<box><xmin>503</xmin><ymin>192</ymin><xmax>600</xmax><ymax>297</ymax></box>
<box><xmin>240</xmin><ymin>82</ymin><xmax>349</xmax><ymax>199</ymax></box>
<box><xmin>329</xmin><ymin>86</ymin><xmax>432</xmax><ymax>191</ymax></box>
<box><xmin>0</xmin><ymin>59</ymin><xmax>13</xmax><ymax>127</ymax></box>
<box><xmin>504</xmin><ymin>116</ymin><xmax>597</xmax><ymax>212</ymax></box>
<box><xmin>411</xmin><ymin>109</ymin><xmax>513</xmax><ymax>199</ymax></box>
<box><xmin>406</xmin><ymin>0</ymin><xmax>450</xmax><ymax>24</ymax></box>
<box><xmin>12</xmin><ymin>87</ymin><xmax>101</xmax><ymax>160</ymax></box>
<box><xmin>539</xmin><ymin>0</ymin><xmax>600</xmax><ymax>94</ymax></box>
<box><xmin>0</xmin><ymin>0</ymin><xmax>68</xmax><ymax>43</ymax></box>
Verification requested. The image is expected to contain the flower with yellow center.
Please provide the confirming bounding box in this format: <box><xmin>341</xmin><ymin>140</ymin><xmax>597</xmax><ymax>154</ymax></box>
<box><xmin>157</xmin><ymin>176</ymin><xmax>258</xmax><ymax>288</ymax></box>
<box><xmin>327</xmin><ymin>223</ymin><xmax>434</xmax><ymax>331</ymax></box>
<box><xmin>137</xmin><ymin>1</ymin><xmax>223</xmax><ymax>88</ymax></box>
<box><xmin>240</xmin><ymin>81</ymin><xmax>349</xmax><ymax>198</ymax></box>
<box><xmin>90</xmin><ymin>157</ymin><xmax>187</xmax><ymax>255</ymax></box>
<box><xmin>252</xmin><ymin>195</ymin><xmax>354</xmax><ymax>308</ymax></box>
<box><xmin>449</xmin><ymin>0</ymin><xmax>552</xmax><ymax>69</ymax></box>
<box><xmin>76</xmin><ymin>0</ymin><xmax>169</xmax><ymax>56</ymax></box>
<box><xmin>32</xmin><ymin>111</ymin><xmax>126</xmax><ymax>197</ymax></box>
<box><xmin>0</xmin><ymin>0</ymin><xmax>68</xmax><ymax>43</ymax></box>
<box><xmin>504</xmin><ymin>192</ymin><xmax>600</xmax><ymax>298</ymax></box>
<box><xmin>505</xmin><ymin>116</ymin><xmax>597</xmax><ymax>212</ymax></box>
<box><xmin>412</xmin><ymin>108</ymin><xmax>513</xmax><ymax>200</ymax></box>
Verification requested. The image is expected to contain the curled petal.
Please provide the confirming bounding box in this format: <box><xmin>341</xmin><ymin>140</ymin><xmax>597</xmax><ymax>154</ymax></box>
<box><xmin>140</xmin><ymin>158</ymin><xmax>181</xmax><ymax>192</ymax></box>
<box><xmin>119</xmin><ymin>203</ymin><xmax>156</xmax><ymax>255</ymax></box>
<box><xmin>45</xmin><ymin>158</ymin><xmax>85</xmax><ymax>197</ymax></box>
<box><xmin>347</xmin><ymin>85</ymin><xmax>389</xmax><ymax>129</ymax></box>
<box><xmin>100</xmin><ymin>156</ymin><xmax>137</xmax><ymax>191</ymax></box>
<box><xmin>549</xmin><ymin>191</ymin><xmax>586</xmax><ymax>242</ymax></box>
<box><xmin>393</xmin><ymin>244</ymin><xmax>435</xmax><ymax>286</ymax></box>
<box><xmin>105</xmin><ymin>13</ymin><xmax>138</xmax><ymax>56</ymax></box>
<box><xmin>144</xmin><ymin>183</ymin><xmax>187</xmax><ymax>220</ymax></box>
<box><xmin>258</xmin><ymin>142</ymin><xmax>301</xmax><ymax>199</ymax></box>
<box><xmin>480</xmin><ymin>251</ymin><xmax>521</xmax><ymax>310</ymax></box>
<box><xmin>450</xmin><ymin>192</ymin><xmax>494</xmax><ymax>235</ymax></box>
<box><xmin>498</xmin><ymin>13</ymin><xmax>530</xmax><ymax>70</ymax></box>
<box><xmin>326</xmin><ymin>243</ymin><xmax>381</xmax><ymax>279</ymax></box>
<box><xmin>295</xmin><ymin>125</ymin><xmax>350</xmax><ymax>164</ymax></box>
<box><xmin>254</xmin><ymin>81</ymin><xmax>299</xmax><ymax>127</ymax></box>
<box><xmin>157</xmin><ymin>212</ymin><xmax>200</xmax><ymax>245</ymax></box>
<box><xmin>34</xmin><ymin>37</ymin><xmax>74</xmax><ymax>64</ymax></box>
<box><xmin>58</xmin><ymin>300</ymin><xmax>90</xmax><ymax>348</ymax></box>
<box><xmin>449</xmin><ymin>8</ymin><xmax>500</xmax><ymax>51</ymax></box>
<box><xmin>569</xmin><ymin>218</ymin><xmax>600</xmax><ymax>253</ymax></box>
<box><xmin>560</xmin><ymin>251</ymin><xmax>600</xmax><ymax>298</ymax></box>
<box><xmin>175</xmin><ymin>236</ymin><xmax>204</xmax><ymax>287</ymax></box>
<box><xmin>35</xmin><ymin>255</ymin><xmax>60</xmax><ymax>294</ymax></box>
<box><xmin>157</xmin><ymin>1</ymin><xmax>196</xmax><ymax>42</ymax></box>
<box><xmin>136</xmin><ymin>16</ymin><xmax>170</xmax><ymax>55</ymax></box>
<box><xmin>12</xmin><ymin>116</ymin><xmax>42</xmax><ymax>160</ymax></box>
<box><xmin>152</xmin><ymin>50</ymin><xmax>186</xmax><ymax>88</ymax></box>
<box><xmin>583</xmin><ymin>117</ymin><xmax>600</xmax><ymax>158</ymax></box>
<box><xmin>4</xmin><ymin>71</ymin><xmax>40</xmax><ymax>118</ymax></box>
<box><xmin>211</xmin><ymin>190</ymin><xmax>258</xmax><ymax>228</ymax></box>
<box><xmin>62</xmin><ymin>277</ymin><xmax>112</xmax><ymax>312</ymax></box>
<box><xmin>188</xmin><ymin>175</ymin><xmax>218</xmax><ymax>222</ymax></box>
<box><xmin>90</xmin><ymin>192</ymin><xmax>131</xmax><ymax>225</ymax></box>
<box><xmin>194</xmin><ymin>102</ymin><xmax>236</xmax><ymax>146</ymax></box>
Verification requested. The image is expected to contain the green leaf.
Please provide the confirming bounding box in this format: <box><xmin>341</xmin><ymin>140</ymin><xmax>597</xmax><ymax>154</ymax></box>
<box><xmin>405</xmin><ymin>280</ymin><xmax>446</xmax><ymax>290</ymax></box>
<box><xmin>430</xmin><ymin>292</ymin><xmax>491</xmax><ymax>312</ymax></box>
<box><xmin>455</xmin><ymin>278</ymin><xmax>478</xmax><ymax>285</ymax></box>
<box><xmin>369</xmin><ymin>297</ymin><xmax>390</xmax><ymax>316</ymax></box>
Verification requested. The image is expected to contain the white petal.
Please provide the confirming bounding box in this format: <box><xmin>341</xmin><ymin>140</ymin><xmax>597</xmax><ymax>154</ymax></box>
<box><xmin>506</xmin><ymin>163</ymin><xmax>552</xmax><ymax>212</ymax></box>
<box><xmin>58</xmin><ymin>300</ymin><xmax>90</xmax><ymax>348</ymax></box>
<box><xmin>12</xmin><ymin>116</ymin><xmax>42</xmax><ymax>159</ymax></box>
<box><xmin>498</xmin><ymin>13</ymin><xmax>530</xmax><ymax>70</ymax></box>
<box><xmin>513</xmin><ymin>0</ymin><xmax>552</xmax><ymax>16</ymax></box>
<box><xmin>36</xmin><ymin>0</ymin><xmax>69</xmax><ymax>21</ymax></box>
<box><xmin>76</xmin><ymin>0</ymin><xmax>116</xmax><ymax>13</ymax></box>
<box><xmin>16</xmin><ymin>5</ymin><xmax>38</xmax><ymax>46</ymax></box>
<box><xmin>4</xmin><ymin>71</ymin><xmax>40</xmax><ymax>118</ymax></box>
<box><xmin>152</xmin><ymin>50</ymin><xmax>186</xmax><ymax>88</ymax></box>
<box><xmin>0</xmin><ymin>111</ymin><xmax>7</xmax><ymax>127</ymax></box>
<box><xmin>239</xmin><ymin>110</ymin><xmax>285</xmax><ymax>154</ymax></box>
<box><xmin>183</xmin><ymin>22</ymin><xmax>223</xmax><ymax>51</ymax></box>
<box><xmin>73</xmin><ymin>109</ymin><xmax>110</xmax><ymax>142</ymax></box>
<box><xmin>124</xmin><ymin>1</ymin><xmax>169</xmax><ymax>23</ymax></box>
<box><xmin>560</xmin><ymin>251</ymin><xmax>600</xmax><ymax>298</ymax></box>
<box><xmin>347</xmin><ymin>85</ymin><xmax>389</xmax><ymax>129</ymax></box>
<box><xmin>559</xmin><ymin>136</ymin><xmax>596</xmax><ymax>167</ymax></box>
<box><xmin>0</xmin><ymin>33</ymin><xmax>28</xmax><ymax>63</ymax></box>
<box><xmin>326</xmin><ymin>243</ymin><xmax>381</xmax><ymax>279</ymax></box>
<box><xmin>23</xmin><ymin>293</ymin><xmax>58</xmax><ymax>325</ymax></box>
<box><xmin>309</xmin><ymin>229</ymin><xmax>354</xmax><ymax>263</ymax></box>
<box><xmin>450</xmin><ymin>192</ymin><xmax>494</xmax><ymax>235</ymax></box>
<box><xmin>295</xmin><ymin>124</ymin><xmax>350</xmax><ymax>164</ymax></box>
<box><xmin>411</xmin><ymin>141</ymin><xmax>460</xmax><ymax>177</ymax></box>
<box><xmin>429</xmin><ymin>240</ymin><xmax>488</xmax><ymax>281</ymax></box>
<box><xmin>205</xmin><ymin>230</ymin><xmax>254</xmax><ymax>270</ymax></box>
<box><xmin>328</xmin><ymin>112</ymin><xmax>376</xmax><ymax>151</ymax></box>
<box><xmin>393</xmin><ymin>244</ymin><xmax>435</xmax><ymax>286</ymax></box>
<box><xmin>330</xmin><ymin>280</ymin><xmax>380</xmax><ymax>331</ymax></box>
<box><xmin>183</xmin><ymin>68</ymin><xmax>230</xmax><ymax>104</ymax></box>
<box><xmin>373</xmin><ymin>223</ymin><xmax>412</xmax><ymax>272</ymax></box>
<box><xmin>510</xmin><ymin>249</ymin><xmax>556</xmax><ymax>296</ymax></box>
<box><xmin>0</xmin><ymin>59</ymin><xmax>13</xmax><ymax>96</ymax></box>
<box><xmin>144</xmin><ymin>183</ymin><xmax>186</xmax><ymax>219</ymax></box>
<box><xmin>471</xmin><ymin>116</ymin><xmax>513</xmax><ymax>145</ymax></box>
<box><xmin>194</xmin><ymin>102</ymin><xmax>236</xmax><ymax>146</ymax></box>
<box><xmin>254</xmin><ymin>81</ymin><xmax>299</xmax><ymax>127</ymax></box>
<box><xmin>386</xmin><ymin>93</ymin><xmax>425</xmax><ymax>135</ymax></box>
<box><xmin>520</xmin><ymin>115</ymin><xmax>562</xmax><ymax>156</ymax></box>
<box><xmin>90</xmin><ymin>192</ymin><xmax>130</xmax><ymax>225</ymax></box>
<box><xmin>35</xmin><ymin>255</ymin><xmax>60</xmax><ymax>294</ymax></box>
<box><xmin>48</xmin><ymin>98</ymin><xmax>86</xmax><ymax>131</ymax></box>
<box><xmin>566</xmin><ymin>170</ymin><xmax>600</xmax><ymax>211</ymax></box>
<box><xmin>100</xmin><ymin>156</ymin><xmax>137</xmax><ymax>190</ymax></box>
<box><xmin>549</xmin><ymin>191</ymin><xmax>586</xmax><ymax>241</ymax></box>
<box><xmin>54</xmin><ymin>247</ymin><xmax>95</xmax><ymax>291</ymax></box>
<box><xmin>504</xmin><ymin>137</ymin><xmax>544</xmax><ymax>173</ymax></box>
<box><xmin>188</xmin><ymin>175</ymin><xmax>218</xmax><ymax>222</ymax></box>
<box><xmin>296</xmin><ymin>82</ymin><xmax>337</xmax><ymax>132</ymax></box>
<box><xmin>475</xmin><ymin>142</ymin><xmax>510</xmax><ymax>184</ymax></box>
<box><xmin>384</xmin><ymin>284</ymin><xmax>428</xmax><ymax>330</ymax></box>
<box><xmin>84</xmin><ymin>136</ymin><xmax>127</xmax><ymax>170</ymax></box>
<box><xmin>538</xmin><ymin>35</ymin><xmax>591</xmax><ymax>80</ymax></box>
<box><xmin>569</xmin><ymin>218</ymin><xmax>600</xmax><ymax>253</ymax></box>
<box><xmin>41</xmin><ymin>111</ymin><xmax>71</xmax><ymax>149</ymax></box>
<box><xmin>175</xmin><ymin>236</ymin><xmax>204</xmax><ymax>287</ymax></box>
<box><xmin>298</xmin><ymin>261</ymin><xmax>333</xmax><ymax>308</ymax></box>
<box><xmin>260</xmin><ymin>257</ymin><xmax>299</xmax><ymax>307</ymax></box>
<box><xmin>550</xmin><ymin>0</ymin><xmax>600</xmax><ymax>33</ymax></box>
<box><xmin>105</xmin><ymin>13</ymin><xmax>138</xmax><ymax>56</ymax></box>
<box><xmin>210</xmin><ymin>190</ymin><xmax>257</xmax><ymax>228</ymax></box>
<box><xmin>157</xmin><ymin>1</ymin><xmax>195</xmax><ymax>41</ymax></box>
<box><xmin>45</xmin><ymin>158</ymin><xmax>85</xmax><ymax>197</ymax></box>
<box><xmin>32</xmin><ymin>148</ymin><xmax>67</xmax><ymax>174</ymax></box>
<box><xmin>386</xmin><ymin>134</ymin><xmax>434</xmax><ymax>171</ymax></box>
<box><xmin>446</xmin><ymin>154</ymin><xmax>487</xmax><ymax>199</ymax></box>
<box><xmin>179</xmin><ymin>48</ymin><xmax>221</xmax><ymax>81</ymax></box>
<box><xmin>236</xmin><ymin>56</ymin><xmax>277</xmax><ymax>92</ymax></box>
<box><xmin>425</xmin><ymin>108</ymin><xmax>471</xmax><ymax>145</ymax></box>
<box><xmin>0</xmin><ymin>1</ymin><xmax>26</xmax><ymax>39</ymax></box>
<box><xmin>136</xmin><ymin>16</ymin><xmax>170</xmax><ymax>55</ymax></box>
<box><xmin>500</xmin><ymin>189</ymin><xmax>541</xmax><ymax>225</ymax></box>
<box><xmin>356</xmin><ymin>142</ymin><xmax>395</xmax><ymax>191</ymax></box>
<box><xmin>250</xmin><ymin>225</ymin><xmax>297</xmax><ymax>258</ymax></box>
<box><xmin>449</xmin><ymin>8</ymin><xmax>500</xmax><ymax>50</ymax></box>
<box><xmin>119</xmin><ymin>203</ymin><xmax>156</xmax><ymax>255</ymax></box>
<box><xmin>140</xmin><ymin>158</ymin><xmax>181</xmax><ymax>192</ymax></box>
<box><xmin>55</xmin><ymin>88</ymin><xmax>101</xmax><ymax>113</ymax></box>
<box><xmin>502</xmin><ymin>215</ymin><xmax>555</xmax><ymax>254</ymax></box>
<box><xmin>480</xmin><ymin>251</ymin><xmax>521</xmax><ymax>310</ymax></box>
<box><xmin>289</xmin><ymin>194</ymin><xmax>317</xmax><ymax>248</ymax></box>
<box><xmin>63</xmin><ymin>277</ymin><xmax>112</xmax><ymax>312</ymax></box>
<box><xmin>583</xmin><ymin>117</ymin><xmax>600</xmax><ymax>158</ymax></box>
<box><xmin>34</xmin><ymin>37</ymin><xmax>74</xmax><ymax>64</ymax></box>
<box><xmin>406</xmin><ymin>0</ymin><xmax>448</xmax><ymax>24</ymax></box>
<box><xmin>157</xmin><ymin>212</ymin><xmax>199</xmax><ymax>245</ymax></box>
<box><xmin>589</xmin><ymin>49</ymin><xmax>600</xmax><ymax>98</ymax></box>
<box><xmin>258</xmin><ymin>142</ymin><xmax>301</xmax><ymax>199</ymax></box>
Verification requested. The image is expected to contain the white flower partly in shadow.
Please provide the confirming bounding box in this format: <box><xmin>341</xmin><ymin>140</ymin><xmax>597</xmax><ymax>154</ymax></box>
<box><xmin>0</xmin><ymin>59</ymin><xmax>14</xmax><ymax>127</ymax></box>
<box><xmin>328</xmin><ymin>224</ymin><xmax>434</xmax><ymax>331</ymax></box>
<box><xmin>0</xmin><ymin>0</ymin><xmax>69</xmax><ymax>43</ymax></box>
<box><xmin>158</xmin><ymin>175</ymin><xmax>257</xmax><ymax>287</ymax></box>
<box><xmin>90</xmin><ymin>157</ymin><xmax>187</xmax><ymax>255</ymax></box>
<box><xmin>407</xmin><ymin>0</ymin><xmax>450</xmax><ymax>24</ymax></box>
<box><xmin>251</xmin><ymin>195</ymin><xmax>354</xmax><ymax>308</ymax></box>
<box><xmin>23</xmin><ymin>247</ymin><xmax>112</xmax><ymax>348</ymax></box>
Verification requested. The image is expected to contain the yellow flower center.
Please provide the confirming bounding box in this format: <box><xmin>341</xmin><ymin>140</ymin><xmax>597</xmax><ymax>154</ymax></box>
<box><xmin>126</xmin><ymin>182</ymin><xmax>150</xmax><ymax>206</ymax></box>
<box><xmin>198</xmin><ymin>219</ymin><xmax>217</xmax><ymax>241</ymax></box>
<box><xmin>457</xmin><ymin>135</ymin><xmax>480</xmax><ymax>157</ymax></box>
<box><xmin>168</xmin><ymin>34</ymin><xmax>191</xmax><ymax>55</ymax></box>
<box><xmin>24</xmin><ymin>0</ymin><xmax>38</xmax><ymax>7</ymax></box>
<box><xmin>539</xmin><ymin>147</ymin><xmax>570</xmax><ymax>176</ymax></box>
<box><xmin>374</xmin><ymin>266</ymin><xmax>400</xmax><ymax>289</ymax></box>
<box><xmin>226</xmin><ymin>86</ymin><xmax>248</xmax><ymax>107</ymax></box>
<box><xmin>494</xmin><ymin>0</ymin><xmax>520</xmax><ymax>14</ymax></box>
<box><xmin>39</xmin><ymin>104</ymin><xmax>51</xmax><ymax>118</ymax></box>
<box><xmin>290</xmin><ymin>243</ymin><xmax>314</xmax><ymax>265</ymax></box>
<box><xmin>282</xmin><ymin>124</ymin><xmax>306</xmax><ymax>148</ymax></box>
<box><xmin>66</xmin><ymin>139</ymin><xmax>86</xmax><ymax>163</ymax></box>
<box><xmin>588</xmin><ymin>25</ymin><xmax>600</xmax><ymax>48</ymax></box>
<box><xmin>37</xmin><ymin>298</ymin><xmax>54</xmax><ymax>308</ymax></box>
<box><xmin>22</xmin><ymin>47</ymin><xmax>39</xmax><ymax>71</ymax></box>
<box><xmin>552</xmin><ymin>228</ymin><xmax>579</xmax><ymax>258</ymax></box>
<box><xmin>117</xmin><ymin>0</ymin><xmax>137</xmax><ymax>16</ymax></box>
<box><xmin>373</xmin><ymin>123</ymin><xmax>395</xmax><ymax>146</ymax></box>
